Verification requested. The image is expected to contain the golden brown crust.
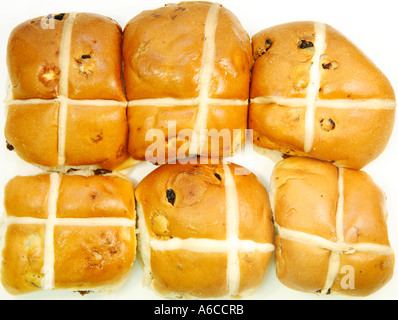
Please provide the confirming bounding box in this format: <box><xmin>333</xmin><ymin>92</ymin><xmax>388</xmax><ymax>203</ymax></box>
<box><xmin>64</xmin><ymin>103</ymin><xmax>128</xmax><ymax>168</ymax></box>
<box><xmin>238</xmin><ymin>251</ymin><xmax>273</xmax><ymax>295</ymax></box>
<box><xmin>123</xmin><ymin>2</ymin><xmax>252</xmax><ymax>161</ymax></box>
<box><xmin>250</xmin><ymin>21</ymin><xmax>396</xmax><ymax>169</ymax></box>
<box><xmin>128</xmin><ymin>103</ymin><xmax>247</xmax><ymax>164</ymax></box>
<box><xmin>1</xmin><ymin>225</ymin><xmax>45</xmax><ymax>295</ymax></box>
<box><xmin>311</xmin><ymin>107</ymin><xmax>395</xmax><ymax>169</ymax></box>
<box><xmin>123</xmin><ymin>3</ymin><xmax>208</xmax><ymax>100</ymax></box>
<box><xmin>333</xmin><ymin>252</ymin><xmax>395</xmax><ymax>296</ymax></box>
<box><xmin>127</xmin><ymin>105</ymin><xmax>198</xmax><ymax>162</ymax></box>
<box><xmin>135</xmin><ymin>162</ymin><xmax>274</xmax><ymax>298</ymax></box>
<box><xmin>1</xmin><ymin>173</ymin><xmax>136</xmax><ymax>295</ymax></box>
<box><xmin>53</xmin><ymin>226</ymin><xmax>135</xmax><ymax>291</ymax></box>
<box><xmin>342</xmin><ymin>169</ymin><xmax>391</xmax><ymax>246</ymax></box>
<box><xmin>271</xmin><ymin>157</ymin><xmax>395</xmax><ymax>296</ymax></box>
<box><xmin>4</xmin><ymin>102</ymin><xmax>60</xmax><ymax>167</ymax></box>
<box><xmin>249</xmin><ymin>103</ymin><xmax>306</xmax><ymax>159</ymax></box>
<box><xmin>319</xmin><ymin>25</ymin><xmax>395</xmax><ymax>100</ymax></box>
<box><xmin>209</xmin><ymin>6</ymin><xmax>252</xmax><ymax>99</ymax></box>
<box><xmin>4</xmin><ymin>175</ymin><xmax>50</xmax><ymax>219</ymax></box>
<box><xmin>57</xmin><ymin>175</ymin><xmax>135</xmax><ymax>219</ymax></box>
<box><xmin>7</xmin><ymin>15</ymin><xmax>64</xmax><ymax>99</ymax></box>
<box><xmin>7</xmin><ymin>13</ymin><xmax>125</xmax><ymax>101</ymax></box>
<box><xmin>272</xmin><ymin>157</ymin><xmax>339</xmax><ymax>240</ymax></box>
<box><xmin>5</xmin><ymin>13</ymin><xmax>129</xmax><ymax>170</ymax></box>
<box><xmin>68</xmin><ymin>13</ymin><xmax>125</xmax><ymax>101</ymax></box>
<box><xmin>136</xmin><ymin>163</ymin><xmax>227</xmax><ymax>240</ymax></box>
<box><xmin>251</xmin><ymin>21</ymin><xmax>315</xmax><ymax>99</ymax></box>
<box><xmin>275</xmin><ymin>238</ymin><xmax>331</xmax><ymax>293</ymax></box>
<box><xmin>151</xmin><ymin>250</ymin><xmax>228</xmax><ymax>298</ymax></box>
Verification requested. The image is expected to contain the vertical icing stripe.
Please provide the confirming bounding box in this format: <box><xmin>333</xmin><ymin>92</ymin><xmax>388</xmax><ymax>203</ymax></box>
<box><xmin>321</xmin><ymin>251</ymin><xmax>340</xmax><ymax>294</ymax></box>
<box><xmin>321</xmin><ymin>166</ymin><xmax>344</xmax><ymax>295</ymax></box>
<box><xmin>57</xmin><ymin>12</ymin><xmax>77</xmax><ymax>166</ymax></box>
<box><xmin>190</xmin><ymin>3</ymin><xmax>220</xmax><ymax>155</ymax></box>
<box><xmin>304</xmin><ymin>22</ymin><xmax>327</xmax><ymax>153</ymax></box>
<box><xmin>335</xmin><ymin>167</ymin><xmax>345</xmax><ymax>242</ymax></box>
<box><xmin>58</xmin><ymin>12</ymin><xmax>76</xmax><ymax>96</ymax></box>
<box><xmin>42</xmin><ymin>173</ymin><xmax>61</xmax><ymax>290</ymax></box>
<box><xmin>223</xmin><ymin>164</ymin><xmax>241</xmax><ymax>296</ymax></box>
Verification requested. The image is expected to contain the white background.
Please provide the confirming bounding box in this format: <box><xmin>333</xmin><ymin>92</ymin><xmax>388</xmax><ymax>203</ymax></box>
<box><xmin>0</xmin><ymin>0</ymin><xmax>397</xmax><ymax>300</ymax></box>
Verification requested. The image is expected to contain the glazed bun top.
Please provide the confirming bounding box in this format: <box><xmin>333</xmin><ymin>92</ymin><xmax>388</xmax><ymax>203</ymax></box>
<box><xmin>123</xmin><ymin>1</ymin><xmax>252</xmax><ymax>101</ymax></box>
<box><xmin>7</xmin><ymin>12</ymin><xmax>125</xmax><ymax>101</ymax></box>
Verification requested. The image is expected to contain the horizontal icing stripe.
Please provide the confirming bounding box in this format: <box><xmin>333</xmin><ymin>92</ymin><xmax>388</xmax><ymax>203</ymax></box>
<box><xmin>277</xmin><ymin>226</ymin><xmax>393</xmax><ymax>256</ymax></box>
<box><xmin>251</xmin><ymin>96</ymin><xmax>396</xmax><ymax>110</ymax></box>
<box><xmin>128</xmin><ymin>97</ymin><xmax>248</xmax><ymax>107</ymax></box>
<box><xmin>6</xmin><ymin>97</ymin><xmax>127</xmax><ymax>107</ymax></box>
<box><xmin>5</xmin><ymin>216</ymin><xmax>135</xmax><ymax>227</ymax></box>
<box><xmin>150</xmin><ymin>237</ymin><xmax>275</xmax><ymax>253</ymax></box>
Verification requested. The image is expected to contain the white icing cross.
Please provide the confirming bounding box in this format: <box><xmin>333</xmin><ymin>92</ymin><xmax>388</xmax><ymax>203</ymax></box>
<box><xmin>127</xmin><ymin>3</ymin><xmax>249</xmax><ymax>156</ymax></box>
<box><xmin>138</xmin><ymin>163</ymin><xmax>275</xmax><ymax>298</ymax></box>
<box><xmin>270</xmin><ymin>167</ymin><xmax>393</xmax><ymax>295</ymax></box>
<box><xmin>5</xmin><ymin>12</ymin><xmax>128</xmax><ymax>169</ymax></box>
<box><xmin>1</xmin><ymin>173</ymin><xmax>136</xmax><ymax>291</ymax></box>
<box><xmin>251</xmin><ymin>21</ymin><xmax>396</xmax><ymax>153</ymax></box>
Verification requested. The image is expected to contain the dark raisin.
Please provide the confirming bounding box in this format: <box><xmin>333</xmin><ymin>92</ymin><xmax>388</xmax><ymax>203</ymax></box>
<box><xmin>6</xmin><ymin>141</ymin><xmax>14</xmax><ymax>151</ymax></box>
<box><xmin>326</xmin><ymin>288</ymin><xmax>331</xmax><ymax>295</ymax></box>
<box><xmin>255</xmin><ymin>38</ymin><xmax>273</xmax><ymax>60</ymax></box>
<box><xmin>81</xmin><ymin>54</ymin><xmax>91</xmax><ymax>59</ymax></box>
<box><xmin>166</xmin><ymin>189</ymin><xmax>176</xmax><ymax>205</ymax></box>
<box><xmin>66</xmin><ymin>168</ymin><xmax>78</xmax><ymax>173</ymax></box>
<box><xmin>75</xmin><ymin>290</ymin><xmax>93</xmax><ymax>296</ymax></box>
<box><xmin>315</xmin><ymin>288</ymin><xmax>331</xmax><ymax>294</ymax></box>
<box><xmin>54</xmin><ymin>13</ymin><xmax>66</xmax><ymax>20</ymax></box>
<box><xmin>265</xmin><ymin>38</ymin><xmax>273</xmax><ymax>51</ymax></box>
<box><xmin>322</xmin><ymin>62</ymin><xmax>332</xmax><ymax>70</ymax></box>
<box><xmin>322</xmin><ymin>61</ymin><xmax>339</xmax><ymax>70</ymax></box>
<box><xmin>214</xmin><ymin>173</ymin><xmax>221</xmax><ymax>181</ymax></box>
<box><xmin>93</xmin><ymin>169</ymin><xmax>112</xmax><ymax>175</ymax></box>
<box><xmin>298</xmin><ymin>40</ymin><xmax>314</xmax><ymax>49</ymax></box>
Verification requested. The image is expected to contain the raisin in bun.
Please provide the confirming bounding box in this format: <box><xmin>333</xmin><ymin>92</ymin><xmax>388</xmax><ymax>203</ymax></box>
<box><xmin>5</xmin><ymin>13</ymin><xmax>134</xmax><ymax>172</ymax></box>
<box><xmin>123</xmin><ymin>2</ymin><xmax>252</xmax><ymax>163</ymax></box>
<box><xmin>270</xmin><ymin>157</ymin><xmax>394</xmax><ymax>296</ymax></box>
<box><xmin>249</xmin><ymin>21</ymin><xmax>396</xmax><ymax>169</ymax></box>
<box><xmin>0</xmin><ymin>172</ymin><xmax>136</xmax><ymax>295</ymax></box>
<box><xmin>135</xmin><ymin>162</ymin><xmax>274</xmax><ymax>299</ymax></box>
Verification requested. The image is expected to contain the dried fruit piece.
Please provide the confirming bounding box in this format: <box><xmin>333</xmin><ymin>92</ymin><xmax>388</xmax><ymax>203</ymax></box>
<box><xmin>54</xmin><ymin>13</ymin><xmax>66</xmax><ymax>21</ymax></box>
<box><xmin>322</xmin><ymin>61</ymin><xmax>339</xmax><ymax>70</ymax></box>
<box><xmin>320</xmin><ymin>118</ymin><xmax>336</xmax><ymax>132</ymax></box>
<box><xmin>152</xmin><ymin>214</ymin><xmax>170</xmax><ymax>238</ymax></box>
<box><xmin>255</xmin><ymin>38</ymin><xmax>272</xmax><ymax>60</ymax></box>
<box><xmin>6</xmin><ymin>141</ymin><xmax>14</xmax><ymax>151</ymax></box>
<box><xmin>93</xmin><ymin>169</ymin><xmax>113</xmax><ymax>176</ymax></box>
<box><xmin>298</xmin><ymin>40</ymin><xmax>314</xmax><ymax>49</ymax></box>
<box><xmin>166</xmin><ymin>189</ymin><xmax>176</xmax><ymax>205</ymax></box>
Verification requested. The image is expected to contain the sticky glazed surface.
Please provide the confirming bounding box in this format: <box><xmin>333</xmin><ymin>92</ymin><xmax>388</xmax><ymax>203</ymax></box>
<box><xmin>249</xmin><ymin>21</ymin><xmax>396</xmax><ymax>169</ymax></box>
<box><xmin>135</xmin><ymin>162</ymin><xmax>274</xmax><ymax>299</ymax></box>
<box><xmin>5</xmin><ymin>13</ymin><xmax>130</xmax><ymax>171</ymax></box>
<box><xmin>0</xmin><ymin>1</ymin><xmax>397</xmax><ymax>301</ymax></box>
<box><xmin>270</xmin><ymin>157</ymin><xmax>394</xmax><ymax>296</ymax></box>
<box><xmin>1</xmin><ymin>173</ymin><xmax>136</xmax><ymax>295</ymax></box>
<box><xmin>123</xmin><ymin>2</ymin><xmax>252</xmax><ymax>161</ymax></box>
